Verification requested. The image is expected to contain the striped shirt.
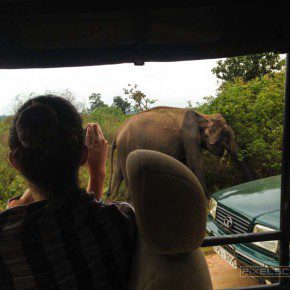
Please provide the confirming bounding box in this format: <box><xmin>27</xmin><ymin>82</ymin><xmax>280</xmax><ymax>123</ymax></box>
<box><xmin>0</xmin><ymin>193</ymin><xmax>136</xmax><ymax>290</ymax></box>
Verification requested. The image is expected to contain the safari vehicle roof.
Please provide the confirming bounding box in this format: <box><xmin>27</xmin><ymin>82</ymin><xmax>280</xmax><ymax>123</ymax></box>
<box><xmin>0</xmin><ymin>0</ymin><xmax>289</xmax><ymax>68</ymax></box>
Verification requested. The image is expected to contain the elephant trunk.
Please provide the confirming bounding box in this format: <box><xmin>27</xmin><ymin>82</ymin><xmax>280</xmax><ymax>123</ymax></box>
<box><xmin>228</xmin><ymin>140</ymin><xmax>239</xmax><ymax>160</ymax></box>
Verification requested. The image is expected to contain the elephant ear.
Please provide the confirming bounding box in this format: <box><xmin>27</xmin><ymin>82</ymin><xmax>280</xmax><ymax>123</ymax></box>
<box><xmin>221</xmin><ymin>129</ymin><xmax>232</xmax><ymax>144</ymax></box>
<box><xmin>193</xmin><ymin>112</ymin><xmax>209</xmax><ymax>131</ymax></box>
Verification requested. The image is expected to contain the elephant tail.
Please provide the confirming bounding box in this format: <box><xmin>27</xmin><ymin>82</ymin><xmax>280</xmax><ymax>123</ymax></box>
<box><xmin>106</xmin><ymin>138</ymin><xmax>117</xmax><ymax>197</ymax></box>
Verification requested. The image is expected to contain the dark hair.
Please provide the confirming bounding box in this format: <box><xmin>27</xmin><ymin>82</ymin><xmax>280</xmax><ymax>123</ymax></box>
<box><xmin>9</xmin><ymin>95</ymin><xmax>85</xmax><ymax>200</ymax></box>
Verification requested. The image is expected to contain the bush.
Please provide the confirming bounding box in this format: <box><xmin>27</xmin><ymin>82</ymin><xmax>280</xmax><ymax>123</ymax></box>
<box><xmin>0</xmin><ymin>75</ymin><xmax>284</xmax><ymax>206</ymax></box>
<box><xmin>197</xmin><ymin>71</ymin><xmax>285</xmax><ymax>192</ymax></box>
<box><xmin>0</xmin><ymin>117</ymin><xmax>26</xmax><ymax>209</ymax></box>
<box><xmin>0</xmin><ymin>108</ymin><xmax>129</xmax><ymax>209</ymax></box>
<box><xmin>83</xmin><ymin>107</ymin><xmax>129</xmax><ymax>143</ymax></box>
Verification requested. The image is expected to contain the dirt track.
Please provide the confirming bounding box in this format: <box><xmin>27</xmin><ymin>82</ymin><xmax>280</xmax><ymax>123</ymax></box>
<box><xmin>205</xmin><ymin>253</ymin><xmax>260</xmax><ymax>289</ymax></box>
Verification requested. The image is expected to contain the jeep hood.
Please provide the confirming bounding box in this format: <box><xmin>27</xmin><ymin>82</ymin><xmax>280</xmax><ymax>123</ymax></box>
<box><xmin>212</xmin><ymin>175</ymin><xmax>281</xmax><ymax>223</ymax></box>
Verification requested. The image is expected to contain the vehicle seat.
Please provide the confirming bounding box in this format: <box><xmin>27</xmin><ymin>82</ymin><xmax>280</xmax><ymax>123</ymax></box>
<box><xmin>126</xmin><ymin>149</ymin><xmax>213</xmax><ymax>290</ymax></box>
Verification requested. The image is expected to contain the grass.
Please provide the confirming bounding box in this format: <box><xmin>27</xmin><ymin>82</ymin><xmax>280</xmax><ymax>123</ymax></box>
<box><xmin>0</xmin><ymin>108</ymin><xmax>128</xmax><ymax>209</ymax></box>
<box><xmin>202</xmin><ymin>247</ymin><xmax>215</xmax><ymax>256</ymax></box>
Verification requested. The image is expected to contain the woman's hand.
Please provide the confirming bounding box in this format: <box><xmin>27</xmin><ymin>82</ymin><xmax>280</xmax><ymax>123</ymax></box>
<box><xmin>7</xmin><ymin>189</ymin><xmax>35</xmax><ymax>208</ymax></box>
<box><xmin>85</xmin><ymin>123</ymin><xmax>108</xmax><ymax>199</ymax></box>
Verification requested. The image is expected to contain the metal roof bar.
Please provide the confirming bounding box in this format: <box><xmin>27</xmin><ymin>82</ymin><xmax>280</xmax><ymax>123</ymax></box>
<box><xmin>278</xmin><ymin>53</ymin><xmax>290</xmax><ymax>289</ymax></box>
<box><xmin>201</xmin><ymin>231</ymin><xmax>282</xmax><ymax>247</ymax></box>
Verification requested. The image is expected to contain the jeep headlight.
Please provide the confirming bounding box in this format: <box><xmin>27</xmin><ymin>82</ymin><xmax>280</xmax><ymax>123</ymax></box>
<box><xmin>209</xmin><ymin>198</ymin><xmax>217</xmax><ymax>219</ymax></box>
<box><xmin>252</xmin><ymin>224</ymin><xmax>279</xmax><ymax>254</ymax></box>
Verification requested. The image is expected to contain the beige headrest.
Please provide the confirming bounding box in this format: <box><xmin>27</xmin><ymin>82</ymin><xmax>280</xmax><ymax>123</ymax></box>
<box><xmin>126</xmin><ymin>149</ymin><xmax>207</xmax><ymax>255</ymax></box>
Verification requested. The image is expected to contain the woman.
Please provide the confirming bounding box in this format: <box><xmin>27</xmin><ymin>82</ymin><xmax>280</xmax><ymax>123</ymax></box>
<box><xmin>0</xmin><ymin>95</ymin><xmax>136</xmax><ymax>289</ymax></box>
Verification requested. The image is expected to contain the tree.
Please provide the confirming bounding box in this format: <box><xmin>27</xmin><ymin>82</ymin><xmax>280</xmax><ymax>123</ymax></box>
<box><xmin>212</xmin><ymin>53</ymin><xmax>285</xmax><ymax>83</ymax></box>
<box><xmin>13</xmin><ymin>89</ymin><xmax>86</xmax><ymax>113</ymax></box>
<box><xmin>187</xmin><ymin>100</ymin><xmax>193</xmax><ymax>108</ymax></box>
<box><xmin>13</xmin><ymin>92</ymin><xmax>36</xmax><ymax>113</ymax></box>
<box><xmin>196</xmin><ymin>71</ymin><xmax>285</xmax><ymax>193</ymax></box>
<box><xmin>58</xmin><ymin>89</ymin><xmax>76</xmax><ymax>104</ymax></box>
<box><xmin>88</xmin><ymin>93</ymin><xmax>108</xmax><ymax>111</ymax></box>
<box><xmin>112</xmin><ymin>96</ymin><xmax>131</xmax><ymax>114</ymax></box>
<box><xmin>57</xmin><ymin>89</ymin><xmax>86</xmax><ymax>113</ymax></box>
<box><xmin>123</xmin><ymin>84</ymin><xmax>156</xmax><ymax>112</ymax></box>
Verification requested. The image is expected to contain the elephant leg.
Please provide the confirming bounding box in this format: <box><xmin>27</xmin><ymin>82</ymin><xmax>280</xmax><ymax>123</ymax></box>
<box><xmin>120</xmin><ymin>162</ymin><xmax>131</xmax><ymax>203</ymax></box>
<box><xmin>110</xmin><ymin>160</ymin><xmax>124</xmax><ymax>200</ymax></box>
<box><xmin>187</xmin><ymin>155</ymin><xmax>207</xmax><ymax>196</ymax></box>
<box><xmin>124</xmin><ymin>178</ymin><xmax>132</xmax><ymax>203</ymax></box>
<box><xmin>117</xmin><ymin>154</ymin><xmax>133</xmax><ymax>203</ymax></box>
<box><xmin>182</xmin><ymin>111</ymin><xmax>208</xmax><ymax>199</ymax></box>
<box><xmin>183</xmin><ymin>142</ymin><xmax>208</xmax><ymax>199</ymax></box>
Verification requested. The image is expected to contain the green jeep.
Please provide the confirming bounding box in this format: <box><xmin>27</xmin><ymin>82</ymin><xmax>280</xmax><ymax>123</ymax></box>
<box><xmin>206</xmin><ymin>175</ymin><xmax>289</xmax><ymax>284</ymax></box>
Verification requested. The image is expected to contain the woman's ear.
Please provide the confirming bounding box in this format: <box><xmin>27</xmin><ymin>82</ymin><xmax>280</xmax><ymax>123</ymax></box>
<box><xmin>9</xmin><ymin>151</ymin><xmax>21</xmax><ymax>171</ymax></box>
<box><xmin>80</xmin><ymin>144</ymin><xmax>88</xmax><ymax>166</ymax></box>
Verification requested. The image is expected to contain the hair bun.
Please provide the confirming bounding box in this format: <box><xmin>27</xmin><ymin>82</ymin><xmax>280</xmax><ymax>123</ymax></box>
<box><xmin>16</xmin><ymin>102</ymin><xmax>60</xmax><ymax>150</ymax></box>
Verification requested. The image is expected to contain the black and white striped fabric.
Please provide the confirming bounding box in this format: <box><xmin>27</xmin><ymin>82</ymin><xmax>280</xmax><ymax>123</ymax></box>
<box><xmin>0</xmin><ymin>194</ymin><xmax>136</xmax><ymax>290</ymax></box>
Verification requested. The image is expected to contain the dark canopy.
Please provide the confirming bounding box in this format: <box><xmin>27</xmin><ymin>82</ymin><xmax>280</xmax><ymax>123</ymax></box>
<box><xmin>0</xmin><ymin>0</ymin><xmax>289</xmax><ymax>68</ymax></box>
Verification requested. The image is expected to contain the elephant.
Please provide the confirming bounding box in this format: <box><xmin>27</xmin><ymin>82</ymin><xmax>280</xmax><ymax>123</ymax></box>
<box><xmin>108</xmin><ymin>106</ymin><xmax>251</xmax><ymax>200</ymax></box>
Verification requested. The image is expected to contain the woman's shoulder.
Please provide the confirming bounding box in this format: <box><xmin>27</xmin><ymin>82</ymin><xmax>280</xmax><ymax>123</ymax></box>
<box><xmin>88</xmin><ymin>199</ymin><xmax>136</xmax><ymax>226</ymax></box>
<box><xmin>81</xmin><ymin>200</ymin><xmax>137</xmax><ymax>245</ymax></box>
<box><xmin>106</xmin><ymin>201</ymin><xmax>135</xmax><ymax>219</ymax></box>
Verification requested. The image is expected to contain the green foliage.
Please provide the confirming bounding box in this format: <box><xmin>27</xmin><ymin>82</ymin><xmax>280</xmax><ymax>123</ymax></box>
<box><xmin>88</xmin><ymin>93</ymin><xmax>108</xmax><ymax>111</ymax></box>
<box><xmin>0</xmin><ymin>74</ymin><xmax>285</xmax><ymax>205</ymax></box>
<box><xmin>0</xmin><ymin>107</ymin><xmax>129</xmax><ymax>209</ymax></box>
<box><xmin>0</xmin><ymin>117</ymin><xmax>26</xmax><ymax>209</ymax></box>
<box><xmin>68</xmin><ymin>106</ymin><xmax>129</xmax><ymax>202</ymax></box>
<box><xmin>123</xmin><ymin>84</ymin><xmax>156</xmax><ymax>112</ymax></box>
<box><xmin>186</xmin><ymin>100</ymin><xmax>193</xmax><ymax>108</ymax></box>
<box><xmin>83</xmin><ymin>106</ymin><xmax>129</xmax><ymax>143</ymax></box>
<box><xmin>112</xmin><ymin>96</ymin><xmax>131</xmax><ymax>114</ymax></box>
<box><xmin>197</xmin><ymin>71</ymin><xmax>285</xmax><ymax>192</ymax></box>
<box><xmin>212</xmin><ymin>53</ymin><xmax>285</xmax><ymax>83</ymax></box>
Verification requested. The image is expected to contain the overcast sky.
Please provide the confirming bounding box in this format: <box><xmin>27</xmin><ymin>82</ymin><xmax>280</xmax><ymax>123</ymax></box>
<box><xmin>0</xmin><ymin>58</ymin><xmax>222</xmax><ymax>115</ymax></box>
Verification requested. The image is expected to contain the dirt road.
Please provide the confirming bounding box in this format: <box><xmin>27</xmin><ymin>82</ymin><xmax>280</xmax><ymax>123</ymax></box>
<box><xmin>205</xmin><ymin>253</ymin><xmax>260</xmax><ymax>289</ymax></box>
